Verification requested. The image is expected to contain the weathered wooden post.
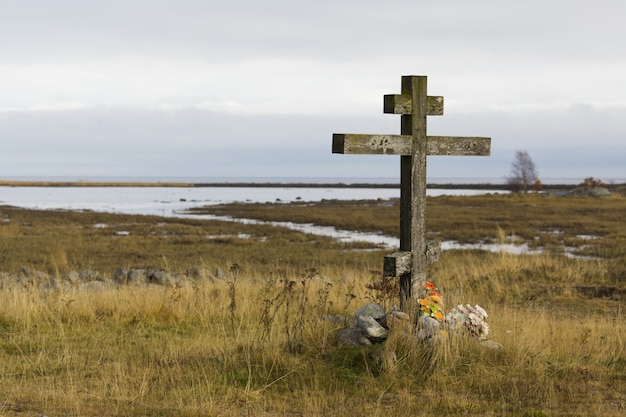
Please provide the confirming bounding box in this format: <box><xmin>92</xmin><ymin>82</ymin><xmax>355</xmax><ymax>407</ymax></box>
<box><xmin>332</xmin><ymin>75</ymin><xmax>491</xmax><ymax>312</ymax></box>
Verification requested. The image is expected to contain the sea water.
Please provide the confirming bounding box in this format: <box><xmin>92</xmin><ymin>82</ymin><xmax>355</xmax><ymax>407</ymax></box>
<box><xmin>0</xmin><ymin>183</ymin><xmax>508</xmax><ymax>217</ymax></box>
<box><xmin>0</xmin><ymin>181</ymin><xmax>509</xmax><ymax>250</ymax></box>
<box><xmin>4</xmin><ymin>177</ymin><xmax>598</xmax><ymax>253</ymax></box>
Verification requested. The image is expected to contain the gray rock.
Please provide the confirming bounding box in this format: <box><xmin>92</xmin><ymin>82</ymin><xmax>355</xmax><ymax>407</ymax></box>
<box><xmin>355</xmin><ymin>303</ymin><xmax>388</xmax><ymax>341</ymax></box>
<box><xmin>113</xmin><ymin>267</ymin><xmax>143</xmax><ymax>284</ymax></box>
<box><xmin>416</xmin><ymin>316</ymin><xmax>442</xmax><ymax>341</ymax></box>
<box><xmin>389</xmin><ymin>307</ymin><xmax>410</xmax><ymax>321</ymax></box>
<box><xmin>587</xmin><ymin>187</ymin><xmax>611</xmax><ymax>197</ymax></box>
<box><xmin>64</xmin><ymin>271</ymin><xmax>80</xmax><ymax>284</ymax></box>
<box><xmin>43</xmin><ymin>276</ymin><xmax>58</xmax><ymax>290</ymax></box>
<box><xmin>79</xmin><ymin>270</ymin><xmax>100</xmax><ymax>282</ymax></box>
<box><xmin>147</xmin><ymin>268</ymin><xmax>167</xmax><ymax>284</ymax></box>
<box><xmin>186</xmin><ymin>267</ymin><xmax>215</xmax><ymax>283</ymax></box>
<box><xmin>20</xmin><ymin>267</ymin><xmax>56</xmax><ymax>288</ymax></box>
<box><xmin>113</xmin><ymin>268</ymin><xmax>128</xmax><ymax>284</ymax></box>
<box><xmin>21</xmin><ymin>266</ymin><xmax>48</xmax><ymax>280</ymax></box>
<box><xmin>370</xmin><ymin>350</ymin><xmax>398</xmax><ymax>372</ymax></box>
<box><xmin>570</xmin><ymin>186</ymin><xmax>612</xmax><ymax>197</ymax></box>
<box><xmin>337</xmin><ymin>303</ymin><xmax>390</xmax><ymax>346</ymax></box>
<box><xmin>147</xmin><ymin>268</ymin><xmax>178</xmax><ymax>286</ymax></box>
<box><xmin>127</xmin><ymin>269</ymin><xmax>149</xmax><ymax>285</ymax></box>
<box><xmin>337</xmin><ymin>327</ymin><xmax>373</xmax><ymax>346</ymax></box>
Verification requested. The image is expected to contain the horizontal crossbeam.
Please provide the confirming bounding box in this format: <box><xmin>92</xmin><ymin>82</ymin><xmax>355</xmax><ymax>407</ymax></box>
<box><xmin>384</xmin><ymin>95</ymin><xmax>444</xmax><ymax>115</ymax></box>
<box><xmin>333</xmin><ymin>134</ymin><xmax>491</xmax><ymax>156</ymax></box>
<box><xmin>383</xmin><ymin>240</ymin><xmax>441</xmax><ymax>277</ymax></box>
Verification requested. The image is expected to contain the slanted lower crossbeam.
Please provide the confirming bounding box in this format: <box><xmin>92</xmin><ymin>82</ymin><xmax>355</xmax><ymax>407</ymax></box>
<box><xmin>383</xmin><ymin>240</ymin><xmax>441</xmax><ymax>277</ymax></box>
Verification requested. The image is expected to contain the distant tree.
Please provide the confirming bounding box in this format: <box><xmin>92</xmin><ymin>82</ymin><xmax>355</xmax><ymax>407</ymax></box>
<box><xmin>506</xmin><ymin>150</ymin><xmax>539</xmax><ymax>193</ymax></box>
<box><xmin>581</xmin><ymin>177</ymin><xmax>606</xmax><ymax>189</ymax></box>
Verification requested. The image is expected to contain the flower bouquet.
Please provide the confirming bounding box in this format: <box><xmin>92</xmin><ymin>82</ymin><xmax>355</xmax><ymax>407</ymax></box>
<box><xmin>418</xmin><ymin>281</ymin><xmax>444</xmax><ymax>321</ymax></box>
<box><xmin>417</xmin><ymin>281</ymin><xmax>491</xmax><ymax>341</ymax></box>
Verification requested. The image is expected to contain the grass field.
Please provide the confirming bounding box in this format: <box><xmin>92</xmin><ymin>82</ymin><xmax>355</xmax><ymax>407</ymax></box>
<box><xmin>0</xmin><ymin>193</ymin><xmax>624</xmax><ymax>416</ymax></box>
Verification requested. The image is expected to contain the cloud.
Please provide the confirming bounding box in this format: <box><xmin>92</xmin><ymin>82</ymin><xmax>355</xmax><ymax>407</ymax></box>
<box><xmin>0</xmin><ymin>0</ymin><xmax>625</xmax><ymax>179</ymax></box>
<box><xmin>1</xmin><ymin>101</ymin><xmax>622</xmax><ymax>179</ymax></box>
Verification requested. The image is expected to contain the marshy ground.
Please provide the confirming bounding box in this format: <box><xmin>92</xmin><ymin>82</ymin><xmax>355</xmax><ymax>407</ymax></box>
<box><xmin>0</xmin><ymin>193</ymin><xmax>624</xmax><ymax>416</ymax></box>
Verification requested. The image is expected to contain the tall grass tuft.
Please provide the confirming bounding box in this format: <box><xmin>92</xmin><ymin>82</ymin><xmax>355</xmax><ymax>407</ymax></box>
<box><xmin>1</xmin><ymin>251</ymin><xmax>623</xmax><ymax>416</ymax></box>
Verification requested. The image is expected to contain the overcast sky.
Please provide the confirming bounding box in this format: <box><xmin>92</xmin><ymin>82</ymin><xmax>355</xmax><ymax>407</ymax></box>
<box><xmin>1</xmin><ymin>0</ymin><xmax>625</xmax><ymax>181</ymax></box>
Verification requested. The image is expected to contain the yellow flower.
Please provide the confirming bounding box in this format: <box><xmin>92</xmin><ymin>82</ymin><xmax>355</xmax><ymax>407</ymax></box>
<box><xmin>429</xmin><ymin>295</ymin><xmax>442</xmax><ymax>304</ymax></box>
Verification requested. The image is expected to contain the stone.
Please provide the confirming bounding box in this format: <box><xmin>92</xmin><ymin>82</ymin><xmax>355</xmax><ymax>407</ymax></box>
<box><xmin>587</xmin><ymin>187</ymin><xmax>611</xmax><ymax>197</ymax></box>
<box><xmin>370</xmin><ymin>350</ymin><xmax>398</xmax><ymax>372</ymax></box>
<box><xmin>147</xmin><ymin>268</ymin><xmax>174</xmax><ymax>285</ymax></box>
<box><xmin>386</xmin><ymin>308</ymin><xmax>412</xmax><ymax>335</ymax></box>
<box><xmin>21</xmin><ymin>266</ymin><xmax>48</xmax><ymax>280</ymax></box>
<box><xmin>416</xmin><ymin>316</ymin><xmax>442</xmax><ymax>341</ymax></box>
<box><xmin>186</xmin><ymin>267</ymin><xmax>216</xmax><ymax>283</ymax></box>
<box><xmin>127</xmin><ymin>269</ymin><xmax>149</xmax><ymax>285</ymax></box>
<box><xmin>337</xmin><ymin>327</ymin><xmax>373</xmax><ymax>346</ymax></box>
<box><xmin>355</xmin><ymin>303</ymin><xmax>389</xmax><ymax>341</ymax></box>
<box><xmin>113</xmin><ymin>268</ymin><xmax>128</xmax><ymax>284</ymax></box>
<box><xmin>64</xmin><ymin>271</ymin><xmax>80</xmax><ymax>284</ymax></box>
<box><xmin>570</xmin><ymin>186</ymin><xmax>612</xmax><ymax>197</ymax></box>
<box><xmin>389</xmin><ymin>307</ymin><xmax>410</xmax><ymax>321</ymax></box>
<box><xmin>20</xmin><ymin>267</ymin><xmax>56</xmax><ymax>288</ymax></box>
<box><xmin>79</xmin><ymin>270</ymin><xmax>100</xmax><ymax>282</ymax></box>
<box><xmin>113</xmin><ymin>268</ymin><xmax>149</xmax><ymax>285</ymax></box>
<box><xmin>337</xmin><ymin>303</ymin><xmax>390</xmax><ymax>346</ymax></box>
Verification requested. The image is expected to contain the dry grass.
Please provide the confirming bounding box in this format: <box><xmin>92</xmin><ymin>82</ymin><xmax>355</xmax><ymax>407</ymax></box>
<box><xmin>193</xmin><ymin>193</ymin><xmax>626</xmax><ymax>258</ymax></box>
<box><xmin>0</xmin><ymin>205</ymin><xmax>381</xmax><ymax>277</ymax></box>
<box><xmin>1</xmin><ymin>255</ymin><xmax>623</xmax><ymax>416</ymax></box>
<box><xmin>0</xmin><ymin>196</ymin><xmax>625</xmax><ymax>416</ymax></box>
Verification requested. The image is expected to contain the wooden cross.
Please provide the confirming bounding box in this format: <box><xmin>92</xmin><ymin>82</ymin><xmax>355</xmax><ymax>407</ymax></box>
<box><xmin>332</xmin><ymin>75</ymin><xmax>491</xmax><ymax>310</ymax></box>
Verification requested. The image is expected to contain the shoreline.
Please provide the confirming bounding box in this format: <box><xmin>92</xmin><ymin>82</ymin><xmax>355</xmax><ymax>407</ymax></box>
<box><xmin>0</xmin><ymin>179</ymin><xmax>609</xmax><ymax>190</ymax></box>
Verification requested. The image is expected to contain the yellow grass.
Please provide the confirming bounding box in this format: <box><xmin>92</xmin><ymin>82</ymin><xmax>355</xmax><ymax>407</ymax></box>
<box><xmin>1</xmin><ymin>197</ymin><xmax>625</xmax><ymax>416</ymax></box>
<box><xmin>1</xmin><ymin>252</ymin><xmax>624</xmax><ymax>416</ymax></box>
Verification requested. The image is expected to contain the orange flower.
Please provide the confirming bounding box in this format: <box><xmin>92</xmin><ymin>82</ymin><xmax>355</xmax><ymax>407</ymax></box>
<box><xmin>425</xmin><ymin>281</ymin><xmax>436</xmax><ymax>290</ymax></box>
<box><xmin>429</xmin><ymin>295</ymin><xmax>442</xmax><ymax>304</ymax></box>
<box><xmin>433</xmin><ymin>311</ymin><xmax>444</xmax><ymax>321</ymax></box>
<box><xmin>418</xmin><ymin>299</ymin><xmax>428</xmax><ymax>306</ymax></box>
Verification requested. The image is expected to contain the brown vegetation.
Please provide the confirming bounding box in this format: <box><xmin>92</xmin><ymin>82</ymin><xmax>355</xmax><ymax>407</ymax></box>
<box><xmin>0</xmin><ymin>194</ymin><xmax>624</xmax><ymax>416</ymax></box>
<box><xmin>192</xmin><ymin>193</ymin><xmax>626</xmax><ymax>261</ymax></box>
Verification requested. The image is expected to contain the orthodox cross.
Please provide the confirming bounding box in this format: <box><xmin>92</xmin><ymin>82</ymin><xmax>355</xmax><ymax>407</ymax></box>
<box><xmin>332</xmin><ymin>75</ymin><xmax>491</xmax><ymax>310</ymax></box>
